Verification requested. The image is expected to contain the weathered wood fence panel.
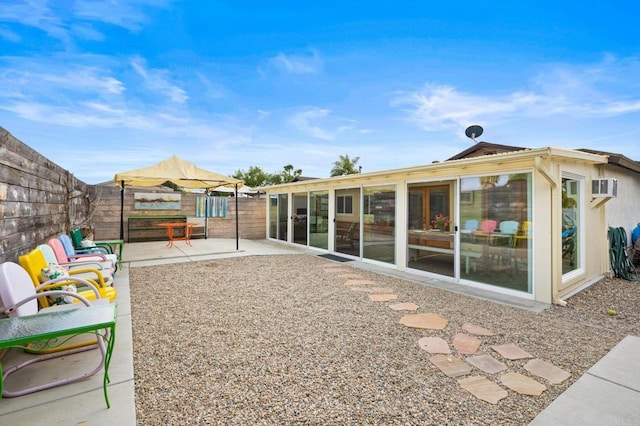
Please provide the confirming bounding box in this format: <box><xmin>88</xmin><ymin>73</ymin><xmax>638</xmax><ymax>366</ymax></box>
<box><xmin>1</xmin><ymin>127</ymin><xmax>90</xmax><ymax>263</ymax></box>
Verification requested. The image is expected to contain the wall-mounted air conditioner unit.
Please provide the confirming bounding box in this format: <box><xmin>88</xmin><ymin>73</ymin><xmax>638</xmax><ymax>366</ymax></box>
<box><xmin>592</xmin><ymin>178</ymin><xmax>617</xmax><ymax>198</ymax></box>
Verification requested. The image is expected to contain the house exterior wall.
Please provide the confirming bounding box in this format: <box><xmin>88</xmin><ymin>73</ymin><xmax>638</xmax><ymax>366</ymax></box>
<box><xmin>604</xmin><ymin>165</ymin><xmax>640</xmax><ymax>241</ymax></box>
<box><xmin>263</xmin><ymin>148</ymin><xmax>610</xmax><ymax>305</ymax></box>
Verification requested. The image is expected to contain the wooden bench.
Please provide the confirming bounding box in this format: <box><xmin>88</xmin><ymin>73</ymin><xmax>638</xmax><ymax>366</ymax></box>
<box><xmin>127</xmin><ymin>215</ymin><xmax>186</xmax><ymax>242</ymax></box>
<box><xmin>187</xmin><ymin>217</ymin><xmax>207</xmax><ymax>239</ymax></box>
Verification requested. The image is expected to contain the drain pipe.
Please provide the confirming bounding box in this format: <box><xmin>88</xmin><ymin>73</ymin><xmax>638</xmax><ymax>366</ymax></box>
<box><xmin>535</xmin><ymin>156</ymin><xmax>566</xmax><ymax>306</ymax></box>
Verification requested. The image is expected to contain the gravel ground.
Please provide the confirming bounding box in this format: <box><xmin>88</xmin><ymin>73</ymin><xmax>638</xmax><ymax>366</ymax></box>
<box><xmin>130</xmin><ymin>254</ymin><xmax>640</xmax><ymax>425</ymax></box>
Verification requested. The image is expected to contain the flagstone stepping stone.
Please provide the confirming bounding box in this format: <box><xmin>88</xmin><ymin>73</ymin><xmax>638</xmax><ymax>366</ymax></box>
<box><xmin>370</xmin><ymin>287</ymin><xmax>394</xmax><ymax>293</ymax></box>
<box><xmin>430</xmin><ymin>354</ymin><xmax>472</xmax><ymax>377</ymax></box>
<box><xmin>338</xmin><ymin>273</ymin><xmax>365</xmax><ymax>279</ymax></box>
<box><xmin>462</xmin><ymin>323</ymin><xmax>496</xmax><ymax>336</ymax></box>
<box><xmin>418</xmin><ymin>336</ymin><xmax>450</xmax><ymax>354</ymax></box>
<box><xmin>399</xmin><ymin>313</ymin><xmax>449</xmax><ymax>330</ymax></box>
<box><xmin>388</xmin><ymin>302</ymin><xmax>419</xmax><ymax>311</ymax></box>
<box><xmin>323</xmin><ymin>267</ymin><xmax>350</xmax><ymax>273</ymax></box>
<box><xmin>491</xmin><ymin>343</ymin><xmax>533</xmax><ymax>360</ymax></box>
<box><xmin>322</xmin><ymin>264</ymin><xmax>351</xmax><ymax>272</ymax></box>
<box><xmin>453</xmin><ymin>333</ymin><xmax>482</xmax><ymax>355</ymax></box>
<box><xmin>524</xmin><ymin>359</ymin><xmax>571</xmax><ymax>384</ymax></box>
<box><xmin>500</xmin><ymin>372</ymin><xmax>547</xmax><ymax>396</ymax></box>
<box><xmin>458</xmin><ymin>376</ymin><xmax>508</xmax><ymax>404</ymax></box>
<box><xmin>369</xmin><ymin>294</ymin><xmax>398</xmax><ymax>302</ymax></box>
<box><xmin>466</xmin><ymin>354</ymin><xmax>507</xmax><ymax>374</ymax></box>
<box><xmin>344</xmin><ymin>279</ymin><xmax>375</xmax><ymax>286</ymax></box>
<box><xmin>350</xmin><ymin>287</ymin><xmax>374</xmax><ymax>293</ymax></box>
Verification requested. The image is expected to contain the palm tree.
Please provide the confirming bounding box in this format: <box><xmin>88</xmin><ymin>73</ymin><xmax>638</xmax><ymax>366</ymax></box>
<box><xmin>330</xmin><ymin>154</ymin><xmax>360</xmax><ymax>177</ymax></box>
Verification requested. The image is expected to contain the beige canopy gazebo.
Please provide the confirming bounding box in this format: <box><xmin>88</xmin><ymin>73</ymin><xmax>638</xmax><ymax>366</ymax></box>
<box><xmin>114</xmin><ymin>155</ymin><xmax>243</xmax><ymax>248</ymax></box>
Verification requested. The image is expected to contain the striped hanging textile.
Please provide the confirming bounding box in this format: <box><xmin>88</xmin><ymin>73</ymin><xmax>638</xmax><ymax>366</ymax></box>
<box><xmin>196</xmin><ymin>196</ymin><xmax>228</xmax><ymax>217</ymax></box>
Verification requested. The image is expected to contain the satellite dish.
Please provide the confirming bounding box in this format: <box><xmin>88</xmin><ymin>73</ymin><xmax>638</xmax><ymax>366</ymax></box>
<box><xmin>465</xmin><ymin>125</ymin><xmax>483</xmax><ymax>142</ymax></box>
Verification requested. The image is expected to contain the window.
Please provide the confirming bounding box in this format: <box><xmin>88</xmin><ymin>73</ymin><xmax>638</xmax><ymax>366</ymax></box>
<box><xmin>562</xmin><ymin>176</ymin><xmax>581</xmax><ymax>275</ymax></box>
<box><xmin>337</xmin><ymin>195</ymin><xmax>353</xmax><ymax>214</ymax></box>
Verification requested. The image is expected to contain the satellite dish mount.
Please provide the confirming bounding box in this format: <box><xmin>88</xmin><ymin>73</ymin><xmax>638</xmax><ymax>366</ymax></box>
<box><xmin>465</xmin><ymin>125</ymin><xmax>483</xmax><ymax>143</ymax></box>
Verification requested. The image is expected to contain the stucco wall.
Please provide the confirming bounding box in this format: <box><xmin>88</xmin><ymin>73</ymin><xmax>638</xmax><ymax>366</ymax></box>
<box><xmin>605</xmin><ymin>165</ymin><xmax>640</xmax><ymax>241</ymax></box>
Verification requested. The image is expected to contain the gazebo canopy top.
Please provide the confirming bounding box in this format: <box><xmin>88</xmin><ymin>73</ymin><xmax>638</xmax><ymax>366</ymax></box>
<box><xmin>113</xmin><ymin>155</ymin><xmax>242</xmax><ymax>190</ymax></box>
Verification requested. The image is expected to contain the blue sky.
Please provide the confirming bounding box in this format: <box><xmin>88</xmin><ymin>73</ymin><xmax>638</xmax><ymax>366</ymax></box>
<box><xmin>1</xmin><ymin>1</ymin><xmax>639</xmax><ymax>184</ymax></box>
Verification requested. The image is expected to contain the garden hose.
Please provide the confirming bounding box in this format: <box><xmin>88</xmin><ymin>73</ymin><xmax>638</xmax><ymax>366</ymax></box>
<box><xmin>608</xmin><ymin>227</ymin><xmax>639</xmax><ymax>281</ymax></box>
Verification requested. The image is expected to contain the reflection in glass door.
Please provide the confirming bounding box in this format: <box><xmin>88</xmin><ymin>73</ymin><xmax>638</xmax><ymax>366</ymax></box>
<box><xmin>292</xmin><ymin>192</ymin><xmax>308</xmax><ymax>245</ymax></box>
<box><xmin>309</xmin><ymin>191</ymin><xmax>329</xmax><ymax>249</ymax></box>
<box><xmin>277</xmin><ymin>194</ymin><xmax>288</xmax><ymax>241</ymax></box>
<box><xmin>459</xmin><ymin>173</ymin><xmax>532</xmax><ymax>293</ymax></box>
<box><xmin>335</xmin><ymin>188</ymin><xmax>360</xmax><ymax>257</ymax></box>
<box><xmin>407</xmin><ymin>182</ymin><xmax>455</xmax><ymax>277</ymax></box>
<box><xmin>362</xmin><ymin>185</ymin><xmax>396</xmax><ymax>264</ymax></box>
<box><xmin>269</xmin><ymin>193</ymin><xmax>288</xmax><ymax>241</ymax></box>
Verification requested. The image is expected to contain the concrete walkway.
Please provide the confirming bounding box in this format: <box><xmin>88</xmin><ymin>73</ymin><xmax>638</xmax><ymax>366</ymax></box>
<box><xmin>1</xmin><ymin>238</ymin><xmax>638</xmax><ymax>425</ymax></box>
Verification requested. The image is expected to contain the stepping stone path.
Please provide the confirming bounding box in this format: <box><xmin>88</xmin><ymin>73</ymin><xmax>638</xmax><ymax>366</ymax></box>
<box><xmin>320</xmin><ymin>263</ymin><xmax>571</xmax><ymax>405</ymax></box>
<box><xmin>430</xmin><ymin>354</ymin><xmax>473</xmax><ymax>377</ymax></box>
<box><xmin>418</xmin><ymin>336</ymin><xmax>450</xmax><ymax>354</ymax></box>
<box><xmin>466</xmin><ymin>354</ymin><xmax>507</xmax><ymax>374</ymax></box>
<box><xmin>399</xmin><ymin>313</ymin><xmax>449</xmax><ymax>330</ymax></box>
<box><xmin>344</xmin><ymin>279</ymin><xmax>375</xmax><ymax>286</ymax></box>
<box><xmin>500</xmin><ymin>372</ymin><xmax>547</xmax><ymax>396</ymax></box>
<box><xmin>491</xmin><ymin>343</ymin><xmax>533</xmax><ymax>360</ymax></box>
<box><xmin>322</xmin><ymin>267</ymin><xmax>350</xmax><ymax>274</ymax></box>
<box><xmin>338</xmin><ymin>273</ymin><xmax>365</xmax><ymax>279</ymax></box>
<box><xmin>452</xmin><ymin>333</ymin><xmax>482</xmax><ymax>355</ymax></box>
<box><xmin>462</xmin><ymin>323</ymin><xmax>496</xmax><ymax>336</ymax></box>
<box><xmin>524</xmin><ymin>359</ymin><xmax>571</xmax><ymax>384</ymax></box>
<box><xmin>388</xmin><ymin>302</ymin><xmax>419</xmax><ymax>311</ymax></box>
<box><xmin>370</xmin><ymin>287</ymin><xmax>394</xmax><ymax>293</ymax></box>
<box><xmin>350</xmin><ymin>287</ymin><xmax>374</xmax><ymax>293</ymax></box>
<box><xmin>369</xmin><ymin>294</ymin><xmax>398</xmax><ymax>302</ymax></box>
<box><xmin>458</xmin><ymin>376</ymin><xmax>508</xmax><ymax>404</ymax></box>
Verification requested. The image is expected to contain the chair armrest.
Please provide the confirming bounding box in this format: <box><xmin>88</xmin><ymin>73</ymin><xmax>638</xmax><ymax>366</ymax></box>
<box><xmin>35</xmin><ymin>276</ymin><xmax>101</xmax><ymax>299</ymax></box>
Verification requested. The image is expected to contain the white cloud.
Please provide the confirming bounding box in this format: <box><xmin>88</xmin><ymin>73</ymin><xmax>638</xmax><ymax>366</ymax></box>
<box><xmin>0</xmin><ymin>0</ymin><xmax>71</xmax><ymax>44</ymax></box>
<box><xmin>287</xmin><ymin>107</ymin><xmax>363</xmax><ymax>141</ymax></box>
<box><xmin>131</xmin><ymin>57</ymin><xmax>188</xmax><ymax>104</ymax></box>
<box><xmin>288</xmin><ymin>107</ymin><xmax>334</xmax><ymax>140</ymax></box>
<box><xmin>0</xmin><ymin>26</ymin><xmax>21</xmax><ymax>42</ymax></box>
<box><xmin>0</xmin><ymin>63</ymin><xmax>125</xmax><ymax>101</ymax></box>
<box><xmin>393</xmin><ymin>56</ymin><xmax>640</xmax><ymax>132</ymax></box>
<box><xmin>268</xmin><ymin>50</ymin><xmax>322</xmax><ymax>74</ymax></box>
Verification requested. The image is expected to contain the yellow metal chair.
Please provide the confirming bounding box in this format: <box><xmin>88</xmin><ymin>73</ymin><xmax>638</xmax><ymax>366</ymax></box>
<box><xmin>513</xmin><ymin>221</ymin><xmax>532</xmax><ymax>248</ymax></box>
<box><xmin>18</xmin><ymin>249</ymin><xmax>117</xmax><ymax>309</ymax></box>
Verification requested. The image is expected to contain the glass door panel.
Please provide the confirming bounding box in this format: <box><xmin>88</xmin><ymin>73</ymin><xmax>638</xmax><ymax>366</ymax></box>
<box><xmin>292</xmin><ymin>192</ymin><xmax>308</xmax><ymax>245</ymax></box>
<box><xmin>268</xmin><ymin>194</ymin><xmax>278</xmax><ymax>239</ymax></box>
<box><xmin>309</xmin><ymin>191</ymin><xmax>329</xmax><ymax>249</ymax></box>
<box><xmin>335</xmin><ymin>188</ymin><xmax>360</xmax><ymax>257</ymax></box>
<box><xmin>278</xmin><ymin>193</ymin><xmax>288</xmax><ymax>241</ymax></box>
<box><xmin>362</xmin><ymin>185</ymin><xmax>396</xmax><ymax>264</ymax></box>
<box><xmin>407</xmin><ymin>182</ymin><xmax>455</xmax><ymax>277</ymax></box>
<box><xmin>459</xmin><ymin>173</ymin><xmax>532</xmax><ymax>293</ymax></box>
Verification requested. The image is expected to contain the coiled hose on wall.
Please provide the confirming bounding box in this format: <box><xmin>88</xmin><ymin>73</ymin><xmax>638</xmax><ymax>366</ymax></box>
<box><xmin>608</xmin><ymin>226</ymin><xmax>639</xmax><ymax>281</ymax></box>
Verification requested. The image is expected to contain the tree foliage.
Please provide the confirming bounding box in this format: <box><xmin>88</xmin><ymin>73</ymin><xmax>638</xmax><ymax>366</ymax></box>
<box><xmin>232</xmin><ymin>164</ymin><xmax>302</xmax><ymax>187</ymax></box>
<box><xmin>330</xmin><ymin>154</ymin><xmax>361</xmax><ymax>177</ymax></box>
